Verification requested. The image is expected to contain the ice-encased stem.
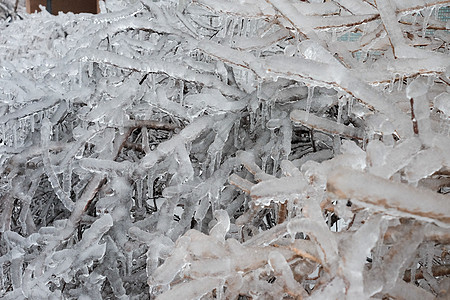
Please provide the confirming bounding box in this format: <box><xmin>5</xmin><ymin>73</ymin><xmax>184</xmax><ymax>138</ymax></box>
<box><xmin>139</xmin><ymin>116</ymin><xmax>214</xmax><ymax>171</ymax></box>
<box><xmin>327</xmin><ymin>167</ymin><xmax>450</xmax><ymax>227</ymax></box>
<box><xmin>41</xmin><ymin>118</ymin><xmax>74</xmax><ymax>212</ymax></box>
<box><xmin>305</xmin><ymin>85</ymin><xmax>314</xmax><ymax>120</ymax></box>
<box><xmin>76</xmin><ymin>48</ymin><xmax>245</xmax><ymax>99</ymax></box>
<box><xmin>268</xmin><ymin>251</ymin><xmax>308</xmax><ymax>298</ymax></box>
<box><xmin>290</xmin><ymin>109</ymin><xmax>364</xmax><ymax>140</ymax></box>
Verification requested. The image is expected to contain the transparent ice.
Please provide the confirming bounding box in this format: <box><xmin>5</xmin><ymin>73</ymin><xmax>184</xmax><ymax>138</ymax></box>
<box><xmin>0</xmin><ymin>0</ymin><xmax>449</xmax><ymax>299</ymax></box>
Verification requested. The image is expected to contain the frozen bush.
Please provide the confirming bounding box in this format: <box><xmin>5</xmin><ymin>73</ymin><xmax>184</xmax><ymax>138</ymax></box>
<box><xmin>0</xmin><ymin>0</ymin><xmax>449</xmax><ymax>299</ymax></box>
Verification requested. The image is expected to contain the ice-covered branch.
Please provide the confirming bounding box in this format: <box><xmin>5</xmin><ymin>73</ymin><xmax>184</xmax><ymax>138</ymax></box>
<box><xmin>0</xmin><ymin>0</ymin><xmax>448</xmax><ymax>298</ymax></box>
<box><xmin>327</xmin><ymin>168</ymin><xmax>450</xmax><ymax>227</ymax></box>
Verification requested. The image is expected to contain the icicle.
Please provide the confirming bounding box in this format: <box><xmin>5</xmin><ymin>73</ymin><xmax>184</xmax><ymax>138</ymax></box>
<box><xmin>18</xmin><ymin>119</ymin><xmax>24</xmax><ymax>147</ymax></box>
<box><xmin>240</xmin><ymin>18</ymin><xmax>248</xmax><ymax>37</ymax></box>
<box><xmin>88</xmin><ymin>61</ymin><xmax>94</xmax><ymax>77</ymax></box>
<box><xmin>332</xmin><ymin>28</ymin><xmax>337</xmax><ymax>42</ymax></box>
<box><xmin>208</xmin><ymin>152</ymin><xmax>217</xmax><ymax>176</ymax></box>
<box><xmin>410</xmin><ymin>260</ymin><xmax>418</xmax><ymax>284</ymax></box>
<box><xmin>413</xmin><ymin>12</ymin><xmax>418</xmax><ymax>25</ymax></box>
<box><xmin>200</xmin><ymin>159</ymin><xmax>208</xmax><ymax>178</ymax></box>
<box><xmin>268</xmin><ymin>99</ymin><xmax>274</xmax><ymax>120</ymax></box>
<box><xmin>145</xmin><ymin>176</ymin><xmax>154</xmax><ymax>206</ymax></box>
<box><xmin>219</xmin><ymin>16</ymin><xmax>228</xmax><ymax>38</ymax></box>
<box><xmin>54</xmin><ymin>124</ymin><xmax>59</xmax><ymax>142</ymax></box>
<box><xmin>216</xmin><ymin>285</ymin><xmax>224</xmax><ymax>299</ymax></box>
<box><xmin>261</xmin><ymin>100</ymin><xmax>268</xmax><ymax>129</ymax></box>
<box><xmin>136</xmin><ymin>179</ymin><xmax>143</xmax><ymax>208</ymax></box>
<box><xmin>257</xmin><ymin>80</ymin><xmax>263</xmax><ymax>100</ymax></box>
<box><xmin>0</xmin><ymin>265</ymin><xmax>3</xmax><ymax>291</ymax></box>
<box><xmin>361</xmin><ymin>51</ymin><xmax>369</xmax><ymax>62</ymax></box>
<box><xmin>387</xmin><ymin>74</ymin><xmax>396</xmax><ymax>93</ymax></box>
<box><xmin>179</xmin><ymin>80</ymin><xmax>184</xmax><ymax>106</ymax></box>
<box><xmin>78</xmin><ymin>62</ymin><xmax>83</xmax><ymax>87</ymax></box>
<box><xmin>333</xmin><ymin>135</ymin><xmax>341</xmax><ymax>154</ymax></box>
<box><xmin>236</xmin><ymin>18</ymin><xmax>244</xmax><ymax>37</ymax></box>
<box><xmin>62</xmin><ymin>161</ymin><xmax>72</xmax><ymax>195</ymax></box>
<box><xmin>227</xmin><ymin>17</ymin><xmax>236</xmax><ymax>40</ymax></box>
<box><xmin>248</xmin><ymin>18</ymin><xmax>256</xmax><ymax>38</ymax></box>
<box><xmin>271</xmin><ymin>152</ymin><xmax>279</xmax><ymax>175</ymax></box>
<box><xmin>422</xmin><ymin>8</ymin><xmax>433</xmax><ymax>38</ymax></box>
<box><xmin>397</xmin><ymin>74</ymin><xmax>404</xmax><ymax>91</ymax></box>
<box><xmin>125</xmin><ymin>250</ymin><xmax>133</xmax><ymax>277</ymax></box>
<box><xmin>233</xmin><ymin>119</ymin><xmax>240</xmax><ymax>148</ymax></box>
<box><xmin>216</xmin><ymin>150</ymin><xmax>222</xmax><ymax>170</ymax></box>
<box><xmin>221</xmin><ymin>16</ymin><xmax>233</xmax><ymax>38</ymax></box>
<box><xmin>337</xmin><ymin>98</ymin><xmax>344</xmax><ymax>124</ymax></box>
<box><xmin>249</xmin><ymin>111</ymin><xmax>256</xmax><ymax>133</ymax></box>
<box><xmin>142</xmin><ymin>127</ymin><xmax>151</xmax><ymax>154</ymax></box>
<box><xmin>152</xmin><ymin>73</ymin><xmax>156</xmax><ymax>93</ymax></box>
<box><xmin>261</xmin><ymin>154</ymin><xmax>269</xmax><ymax>173</ymax></box>
<box><xmin>13</xmin><ymin>121</ymin><xmax>18</xmax><ymax>148</ymax></box>
<box><xmin>30</xmin><ymin>114</ymin><xmax>35</xmax><ymax>132</ymax></box>
<box><xmin>426</xmin><ymin>75</ymin><xmax>435</xmax><ymax>87</ymax></box>
<box><xmin>118</xmin><ymin>113</ymin><xmax>125</xmax><ymax>135</ymax></box>
<box><xmin>1</xmin><ymin>124</ymin><xmax>5</xmax><ymax>145</ymax></box>
<box><xmin>425</xmin><ymin>243</ymin><xmax>433</xmax><ymax>273</ymax></box>
<box><xmin>305</xmin><ymin>85</ymin><xmax>314</xmax><ymax>120</ymax></box>
<box><xmin>215</xmin><ymin>61</ymin><xmax>228</xmax><ymax>83</ymax></box>
<box><xmin>439</xmin><ymin>113</ymin><xmax>450</xmax><ymax>136</ymax></box>
<box><xmin>280</xmin><ymin>118</ymin><xmax>292</xmax><ymax>160</ymax></box>
<box><xmin>438</xmin><ymin>114</ymin><xmax>445</xmax><ymax>134</ymax></box>
<box><xmin>347</xmin><ymin>96</ymin><xmax>353</xmax><ymax>116</ymax></box>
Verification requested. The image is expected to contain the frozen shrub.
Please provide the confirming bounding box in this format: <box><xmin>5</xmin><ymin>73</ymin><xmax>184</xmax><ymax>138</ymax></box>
<box><xmin>0</xmin><ymin>0</ymin><xmax>449</xmax><ymax>298</ymax></box>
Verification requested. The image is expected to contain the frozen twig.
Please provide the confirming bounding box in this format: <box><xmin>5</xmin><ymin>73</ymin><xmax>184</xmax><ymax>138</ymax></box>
<box><xmin>327</xmin><ymin>168</ymin><xmax>450</xmax><ymax>227</ymax></box>
<box><xmin>291</xmin><ymin>109</ymin><xmax>365</xmax><ymax>140</ymax></box>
